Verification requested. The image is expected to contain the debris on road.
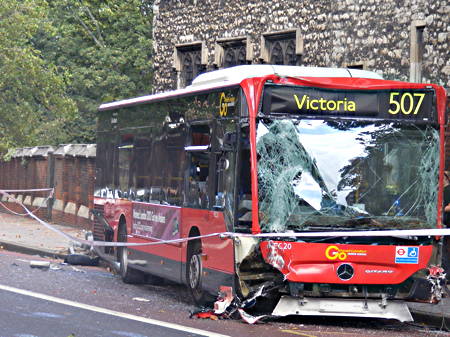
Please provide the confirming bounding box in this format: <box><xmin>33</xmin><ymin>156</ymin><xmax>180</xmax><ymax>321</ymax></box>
<box><xmin>49</xmin><ymin>264</ymin><xmax>62</xmax><ymax>271</ymax></box>
<box><xmin>132</xmin><ymin>297</ymin><xmax>151</xmax><ymax>302</ymax></box>
<box><xmin>190</xmin><ymin>284</ymin><xmax>273</xmax><ymax>324</ymax></box>
<box><xmin>71</xmin><ymin>266</ymin><xmax>86</xmax><ymax>273</ymax></box>
<box><xmin>190</xmin><ymin>309</ymin><xmax>219</xmax><ymax>320</ymax></box>
<box><xmin>214</xmin><ymin>286</ymin><xmax>234</xmax><ymax>315</ymax></box>
<box><xmin>238</xmin><ymin>308</ymin><xmax>266</xmax><ymax>324</ymax></box>
<box><xmin>29</xmin><ymin>260</ymin><xmax>51</xmax><ymax>269</ymax></box>
<box><xmin>64</xmin><ymin>254</ymin><xmax>99</xmax><ymax>266</ymax></box>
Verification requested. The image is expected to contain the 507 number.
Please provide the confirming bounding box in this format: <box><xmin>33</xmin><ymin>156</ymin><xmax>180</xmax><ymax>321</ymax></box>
<box><xmin>388</xmin><ymin>92</ymin><xmax>425</xmax><ymax>115</ymax></box>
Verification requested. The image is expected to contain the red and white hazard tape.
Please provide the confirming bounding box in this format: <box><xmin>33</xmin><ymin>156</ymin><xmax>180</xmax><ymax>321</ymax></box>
<box><xmin>0</xmin><ymin>188</ymin><xmax>54</xmax><ymax>216</ymax></box>
<box><xmin>1</xmin><ymin>189</ymin><xmax>450</xmax><ymax>248</ymax></box>
<box><xmin>0</xmin><ymin>188</ymin><xmax>54</xmax><ymax>193</ymax></box>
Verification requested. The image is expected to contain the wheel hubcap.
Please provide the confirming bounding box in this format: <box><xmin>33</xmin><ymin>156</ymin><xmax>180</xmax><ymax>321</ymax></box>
<box><xmin>121</xmin><ymin>247</ymin><xmax>128</xmax><ymax>273</ymax></box>
<box><xmin>189</xmin><ymin>254</ymin><xmax>201</xmax><ymax>289</ymax></box>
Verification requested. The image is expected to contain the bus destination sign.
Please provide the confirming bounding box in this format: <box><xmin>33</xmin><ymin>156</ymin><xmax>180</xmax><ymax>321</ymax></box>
<box><xmin>262</xmin><ymin>85</ymin><xmax>435</xmax><ymax>121</ymax></box>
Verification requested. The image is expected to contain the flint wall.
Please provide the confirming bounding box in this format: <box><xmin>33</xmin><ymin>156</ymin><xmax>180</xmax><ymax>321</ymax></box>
<box><xmin>152</xmin><ymin>0</ymin><xmax>449</xmax><ymax>91</ymax></box>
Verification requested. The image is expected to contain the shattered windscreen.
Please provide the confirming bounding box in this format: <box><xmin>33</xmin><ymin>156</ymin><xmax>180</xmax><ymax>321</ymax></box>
<box><xmin>256</xmin><ymin>118</ymin><xmax>439</xmax><ymax>232</ymax></box>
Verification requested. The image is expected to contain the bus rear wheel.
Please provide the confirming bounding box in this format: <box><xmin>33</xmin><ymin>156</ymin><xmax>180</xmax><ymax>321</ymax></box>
<box><xmin>118</xmin><ymin>224</ymin><xmax>146</xmax><ymax>284</ymax></box>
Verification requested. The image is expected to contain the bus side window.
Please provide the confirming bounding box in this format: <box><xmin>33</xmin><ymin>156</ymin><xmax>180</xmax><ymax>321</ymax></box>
<box><xmin>117</xmin><ymin>135</ymin><xmax>134</xmax><ymax>199</ymax></box>
<box><xmin>186</xmin><ymin>124</ymin><xmax>211</xmax><ymax>209</ymax></box>
<box><xmin>187</xmin><ymin>155</ymin><xmax>210</xmax><ymax>208</ymax></box>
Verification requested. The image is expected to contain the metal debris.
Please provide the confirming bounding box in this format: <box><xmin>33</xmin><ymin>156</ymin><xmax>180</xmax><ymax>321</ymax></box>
<box><xmin>213</xmin><ymin>287</ymin><xmax>234</xmax><ymax>315</ymax></box>
<box><xmin>237</xmin><ymin>308</ymin><xmax>266</xmax><ymax>324</ymax></box>
<box><xmin>427</xmin><ymin>266</ymin><xmax>447</xmax><ymax>302</ymax></box>
<box><xmin>49</xmin><ymin>264</ymin><xmax>62</xmax><ymax>271</ymax></box>
<box><xmin>190</xmin><ymin>284</ymin><xmax>273</xmax><ymax>323</ymax></box>
<box><xmin>132</xmin><ymin>297</ymin><xmax>151</xmax><ymax>302</ymax></box>
<box><xmin>29</xmin><ymin>260</ymin><xmax>51</xmax><ymax>269</ymax></box>
<box><xmin>71</xmin><ymin>266</ymin><xmax>86</xmax><ymax>273</ymax></box>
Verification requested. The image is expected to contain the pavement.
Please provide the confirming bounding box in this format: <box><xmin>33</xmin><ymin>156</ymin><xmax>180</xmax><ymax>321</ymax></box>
<box><xmin>0</xmin><ymin>210</ymin><xmax>450</xmax><ymax>327</ymax></box>
<box><xmin>0</xmin><ymin>211</ymin><xmax>85</xmax><ymax>259</ymax></box>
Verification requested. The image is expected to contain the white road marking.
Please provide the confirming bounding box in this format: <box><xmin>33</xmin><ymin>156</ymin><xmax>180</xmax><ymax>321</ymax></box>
<box><xmin>0</xmin><ymin>284</ymin><xmax>230</xmax><ymax>337</ymax></box>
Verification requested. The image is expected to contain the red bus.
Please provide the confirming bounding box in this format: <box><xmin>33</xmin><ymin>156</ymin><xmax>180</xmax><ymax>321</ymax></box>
<box><xmin>93</xmin><ymin>65</ymin><xmax>448</xmax><ymax>322</ymax></box>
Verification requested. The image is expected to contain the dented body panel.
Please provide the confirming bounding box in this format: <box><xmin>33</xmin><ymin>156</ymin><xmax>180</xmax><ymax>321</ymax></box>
<box><xmin>260</xmin><ymin>241</ymin><xmax>433</xmax><ymax>284</ymax></box>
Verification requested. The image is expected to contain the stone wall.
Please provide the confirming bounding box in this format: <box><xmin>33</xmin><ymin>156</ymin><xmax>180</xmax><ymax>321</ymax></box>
<box><xmin>152</xmin><ymin>0</ymin><xmax>449</xmax><ymax>92</ymax></box>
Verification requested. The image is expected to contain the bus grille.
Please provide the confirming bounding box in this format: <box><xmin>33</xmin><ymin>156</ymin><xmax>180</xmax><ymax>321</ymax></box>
<box><xmin>92</xmin><ymin>204</ymin><xmax>105</xmax><ymax>241</ymax></box>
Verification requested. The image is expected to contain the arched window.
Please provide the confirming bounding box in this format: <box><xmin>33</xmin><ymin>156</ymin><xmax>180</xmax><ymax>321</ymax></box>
<box><xmin>262</xmin><ymin>30</ymin><xmax>302</xmax><ymax>66</ymax></box>
<box><xmin>270</xmin><ymin>41</ymin><xmax>284</xmax><ymax>65</ymax></box>
<box><xmin>224</xmin><ymin>49</ymin><xmax>237</xmax><ymax>68</ymax></box>
<box><xmin>193</xmin><ymin>53</ymin><xmax>202</xmax><ymax>83</ymax></box>
<box><xmin>216</xmin><ymin>38</ymin><xmax>248</xmax><ymax>69</ymax></box>
<box><xmin>175</xmin><ymin>44</ymin><xmax>205</xmax><ymax>88</ymax></box>
<box><xmin>236</xmin><ymin>46</ymin><xmax>246</xmax><ymax>65</ymax></box>
<box><xmin>285</xmin><ymin>40</ymin><xmax>297</xmax><ymax>66</ymax></box>
<box><xmin>183</xmin><ymin>54</ymin><xmax>193</xmax><ymax>86</ymax></box>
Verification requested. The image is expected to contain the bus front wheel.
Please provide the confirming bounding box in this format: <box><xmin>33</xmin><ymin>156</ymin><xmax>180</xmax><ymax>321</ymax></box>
<box><xmin>118</xmin><ymin>224</ymin><xmax>146</xmax><ymax>284</ymax></box>
<box><xmin>186</xmin><ymin>240</ymin><xmax>212</xmax><ymax>305</ymax></box>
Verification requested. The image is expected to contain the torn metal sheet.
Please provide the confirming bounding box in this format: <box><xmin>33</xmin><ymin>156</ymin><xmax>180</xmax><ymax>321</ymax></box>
<box><xmin>214</xmin><ymin>286</ymin><xmax>234</xmax><ymax>315</ymax></box>
<box><xmin>234</xmin><ymin>236</ymin><xmax>276</xmax><ymax>298</ymax></box>
<box><xmin>265</xmin><ymin>241</ymin><xmax>285</xmax><ymax>272</ymax></box>
<box><xmin>256</xmin><ymin>119</ymin><xmax>439</xmax><ymax>232</ymax></box>
<box><xmin>234</xmin><ymin>237</ymin><xmax>260</xmax><ymax>265</ymax></box>
<box><xmin>427</xmin><ymin>266</ymin><xmax>446</xmax><ymax>303</ymax></box>
<box><xmin>238</xmin><ymin>308</ymin><xmax>267</xmax><ymax>324</ymax></box>
<box><xmin>240</xmin><ymin>284</ymin><xmax>267</xmax><ymax>308</ymax></box>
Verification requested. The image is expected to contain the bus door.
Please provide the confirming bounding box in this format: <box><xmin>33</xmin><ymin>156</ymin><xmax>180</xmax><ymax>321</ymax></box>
<box><xmin>204</xmin><ymin>118</ymin><xmax>238</xmax><ymax>282</ymax></box>
<box><xmin>114</xmin><ymin>134</ymin><xmax>134</xmax><ymax>230</ymax></box>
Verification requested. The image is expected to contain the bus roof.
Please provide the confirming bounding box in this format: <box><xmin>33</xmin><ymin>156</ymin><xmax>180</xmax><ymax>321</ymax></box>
<box><xmin>98</xmin><ymin>65</ymin><xmax>383</xmax><ymax>111</ymax></box>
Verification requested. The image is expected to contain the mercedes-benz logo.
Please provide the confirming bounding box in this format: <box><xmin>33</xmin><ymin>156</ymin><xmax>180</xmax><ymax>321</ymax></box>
<box><xmin>337</xmin><ymin>263</ymin><xmax>354</xmax><ymax>281</ymax></box>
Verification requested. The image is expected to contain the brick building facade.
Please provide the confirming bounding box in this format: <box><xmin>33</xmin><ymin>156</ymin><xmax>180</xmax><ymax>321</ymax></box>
<box><xmin>152</xmin><ymin>0</ymin><xmax>449</xmax><ymax>92</ymax></box>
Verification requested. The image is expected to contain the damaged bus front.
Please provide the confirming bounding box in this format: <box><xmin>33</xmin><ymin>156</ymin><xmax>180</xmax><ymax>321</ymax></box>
<box><xmin>235</xmin><ymin>79</ymin><xmax>447</xmax><ymax>322</ymax></box>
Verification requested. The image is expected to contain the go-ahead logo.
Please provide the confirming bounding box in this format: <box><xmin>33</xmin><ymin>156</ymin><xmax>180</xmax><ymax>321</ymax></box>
<box><xmin>219</xmin><ymin>92</ymin><xmax>236</xmax><ymax>117</ymax></box>
<box><xmin>325</xmin><ymin>245</ymin><xmax>367</xmax><ymax>261</ymax></box>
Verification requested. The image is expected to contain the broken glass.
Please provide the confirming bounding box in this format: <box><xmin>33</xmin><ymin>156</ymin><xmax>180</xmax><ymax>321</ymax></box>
<box><xmin>256</xmin><ymin>119</ymin><xmax>439</xmax><ymax>232</ymax></box>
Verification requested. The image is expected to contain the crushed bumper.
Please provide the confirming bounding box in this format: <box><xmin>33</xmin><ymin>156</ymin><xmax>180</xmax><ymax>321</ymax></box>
<box><xmin>272</xmin><ymin>296</ymin><xmax>413</xmax><ymax>322</ymax></box>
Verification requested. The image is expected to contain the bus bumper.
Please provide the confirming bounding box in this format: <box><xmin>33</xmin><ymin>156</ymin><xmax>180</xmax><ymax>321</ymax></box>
<box><xmin>272</xmin><ymin>296</ymin><xmax>413</xmax><ymax>322</ymax></box>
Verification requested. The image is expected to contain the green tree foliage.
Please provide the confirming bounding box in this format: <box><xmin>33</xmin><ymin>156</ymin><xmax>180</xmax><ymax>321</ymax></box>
<box><xmin>0</xmin><ymin>0</ymin><xmax>76</xmax><ymax>155</ymax></box>
<box><xmin>0</xmin><ymin>0</ymin><xmax>153</xmax><ymax>156</ymax></box>
<box><xmin>37</xmin><ymin>0</ymin><xmax>153</xmax><ymax>143</ymax></box>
